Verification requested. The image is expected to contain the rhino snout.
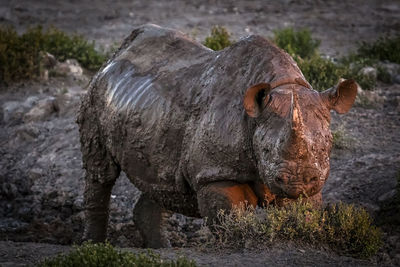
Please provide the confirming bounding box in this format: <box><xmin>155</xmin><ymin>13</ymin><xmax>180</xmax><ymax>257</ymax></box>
<box><xmin>272</xmin><ymin>167</ymin><xmax>322</xmax><ymax>199</ymax></box>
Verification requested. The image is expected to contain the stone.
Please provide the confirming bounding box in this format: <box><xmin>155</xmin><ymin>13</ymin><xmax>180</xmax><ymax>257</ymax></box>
<box><xmin>53</xmin><ymin>59</ymin><xmax>83</xmax><ymax>77</ymax></box>
<box><xmin>2</xmin><ymin>101</ymin><xmax>22</xmax><ymax>123</ymax></box>
<box><xmin>394</xmin><ymin>75</ymin><xmax>400</xmax><ymax>84</ymax></box>
<box><xmin>28</xmin><ymin>168</ymin><xmax>44</xmax><ymax>181</ymax></box>
<box><xmin>16</xmin><ymin>125</ymin><xmax>40</xmax><ymax>142</ymax></box>
<box><xmin>378</xmin><ymin>189</ymin><xmax>397</xmax><ymax>203</ymax></box>
<box><xmin>379</xmin><ymin>62</ymin><xmax>400</xmax><ymax>83</ymax></box>
<box><xmin>358</xmin><ymin>66</ymin><xmax>377</xmax><ymax>81</ymax></box>
<box><xmin>55</xmin><ymin>86</ymin><xmax>84</xmax><ymax>116</ymax></box>
<box><xmin>39</xmin><ymin>52</ymin><xmax>58</xmax><ymax>81</ymax></box>
<box><xmin>23</xmin><ymin>97</ymin><xmax>57</xmax><ymax>122</ymax></box>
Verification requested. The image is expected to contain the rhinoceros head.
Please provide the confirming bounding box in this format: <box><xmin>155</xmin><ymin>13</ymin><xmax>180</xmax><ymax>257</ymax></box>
<box><xmin>244</xmin><ymin>79</ymin><xmax>358</xmax><ymax>199</ymax></box>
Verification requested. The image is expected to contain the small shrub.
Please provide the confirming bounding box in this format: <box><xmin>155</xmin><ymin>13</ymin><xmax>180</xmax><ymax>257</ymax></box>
<box><xmin>203</xmin><ymin>26</ymin><xmax>232</xmax><ymax>51</ymax></box>
<box><xmin>273</xmin><ymin>28</ymin><xmax>380</xmax><ymax>91</ymax></box>
<box><xmin>357</xmin><ymin>35</ymin><xmax>400</xmax><ymax>64</ymax></box>
<box><xmin>211</xmin><ymin>201</ymin><xmax>381</xmax><ymax>258</ymax></box>
<box><xmin>376</xmin><ymin>65</ymin><xmax>392</xmax><ymax>84</ymax></box>
<box><xmin>273</xmin><ymin>27</ymin><xmax>320</xmax><ymax>59</ymax></box>
<box><xmin>38</xmin><ymin>241</ymin><xmax>196</xmax><ymax>267</ymax></box>
<box><xmin>296</xmin><ymin>55</ymin><xmax>347</xmax><ymax>91</ymax></box>
<box><xmin>332</xmin><ymin>126</ymin><xmax>354</xmax><ymax>149</ymax></box>
<box><xmin>0</xmin><ymin>25</ymin><xmax>106</xmax><ymax>85</ymax></box>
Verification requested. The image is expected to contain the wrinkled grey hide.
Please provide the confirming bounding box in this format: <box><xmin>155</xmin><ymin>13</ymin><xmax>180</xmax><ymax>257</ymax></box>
<box><xmin>77</xmin><ymin>24</ymin><xmax>357</xmax><ymax>247</ymax></box>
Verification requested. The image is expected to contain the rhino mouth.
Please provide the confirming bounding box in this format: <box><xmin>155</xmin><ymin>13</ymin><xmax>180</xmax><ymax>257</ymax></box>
<box><xmin>273</xmin><ymin>172</ymin><xmax>321</xmax><ymax>199</ymax></box>
<box><xmin>284</xmin><ymin>184</ymin><xmax>307</xmax><ymax>198</ymax></box>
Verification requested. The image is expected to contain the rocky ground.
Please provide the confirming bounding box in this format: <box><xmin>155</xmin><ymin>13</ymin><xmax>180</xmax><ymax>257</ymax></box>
<box><xmin>0</xmin><ymin>0</ymin><xmax>400</xmax><ymax>266</ymax></box>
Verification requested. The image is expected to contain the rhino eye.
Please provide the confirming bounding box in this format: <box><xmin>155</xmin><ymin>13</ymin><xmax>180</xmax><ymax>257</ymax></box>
<box><xmin>310</xmin><ymin>177</ymin><xmax>318</xmax><ymax>182</ymax></box>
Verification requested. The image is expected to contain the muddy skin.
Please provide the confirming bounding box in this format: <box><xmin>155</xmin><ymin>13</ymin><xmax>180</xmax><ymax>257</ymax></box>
<box><xmin>77</xmin><ymin>24</ymin><xmax>357</xmax><ymax>247</ymax></box>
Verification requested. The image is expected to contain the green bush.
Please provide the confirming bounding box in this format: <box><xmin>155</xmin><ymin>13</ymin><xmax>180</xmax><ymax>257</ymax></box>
<box><xmin>273</xmin><ymin>27</ymin><xmax>320</xmax><ymax>59</ymax></box>
<box><xmin>272</xmin><ymin>28</ymin><xmax>393</xmax><ymax>91</ymax></box>
<box><xmin>38</xmin><ymin>242</ymin><xmax>196</xmax><ymax>267</ymax></box>
<box><xmin>211</xmin><ymin>201</ymin><xmax>381</xmax><ymax>258</ymax></box>
<box><xmin>357</xmin><ymin>35</ymin><xmax>400</xmax><ymax>64</ymax></box>
<box><xmin>296</xmin><ymin>55</ymin><xmax>347</xmax><ymax>91</ymax></box>
<box><xmin>0</xmin><ymin>25</ymin><xmax>105</xmax><ymax>84</ymax></box>
<box><xmin>203</xmin><ymin>26</ymin><xmax>232</xmax><ymax>51</ymax></box>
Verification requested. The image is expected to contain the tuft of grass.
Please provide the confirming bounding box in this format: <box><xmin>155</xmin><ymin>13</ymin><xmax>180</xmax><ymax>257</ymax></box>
<box><xmin>203</xmin><ymin>26</ymin><xmax>232</xmax><ymax>51</ymax></box>
<box><xmin>38</xmin><ymin>241</ymin><xmax>196</xmax><ymax>267</ymax></box>
<box><xmin>210</xmin><ymin>201</ymin><xmax>381</xmax><ymax>258</ymax></box>
<box><xmin>0</xmin><ymin>25</ymin><xmax>106</xmax><ymax>85</ymax></box>
<box><xmin>273</xmin><ymin>27</ymin><xmax>320</xmax><ymax>59</ymax></box>
<box><xmin>332</xmin><ymin>126</ymin><xmax>354</xmax><ymax>149</ymax></box>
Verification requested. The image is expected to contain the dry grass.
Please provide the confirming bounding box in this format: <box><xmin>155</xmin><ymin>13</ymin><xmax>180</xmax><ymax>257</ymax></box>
<box><xmin>207</xmin><ymin>200</ymin><xmax>381</xmax><ymax>258</ymax></box>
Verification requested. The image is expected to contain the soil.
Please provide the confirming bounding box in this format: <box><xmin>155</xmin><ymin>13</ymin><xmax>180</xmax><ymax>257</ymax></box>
<box><xmin>0</xmin><ymin>0</ymin><xmax>400</xmax><ymax>266</ymax></box>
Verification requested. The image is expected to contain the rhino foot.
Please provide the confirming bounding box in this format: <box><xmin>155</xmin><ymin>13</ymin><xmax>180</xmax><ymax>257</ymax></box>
<box><xmin>133</xmin><ymin>193</ymin><xmax>172</xmax><ymax>248</ymax></box>
<box><xmin>197</xmin><ymin>181</ymin><xmax>258</xmax><ymax>224</ymax></box>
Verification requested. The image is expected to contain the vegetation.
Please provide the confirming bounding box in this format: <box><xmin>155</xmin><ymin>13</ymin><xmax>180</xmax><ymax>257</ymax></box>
<box><xmin>357</xmin><ymin>35</ymin><xmax>400</xmax><ymax>64</ymax></box>
<box><xmin>273</xmin><ymin>27</ymin><xmax>320</xmax><ymax>59</ymax></box>
<box><xmin>210</xmin><ymin>201</ymin><xmax>381</xmax><ymax>258</ymax></box>
<box><xmin>332</xmin><ymin>126</ymin><xmax>354</xmax><ymax>149</ymax></box>
<box><xmin>272</xmin><ymin>27</ymin><xmax>400</xmax><ymax>91</ymax></box>
<box><xmin>203</xmin><ymin>26</ymin><xmax>232</xmax><ymax>51</ymax></box>
<box><xmin>38</xmin><ymin>242</ymin><xmax>196</xmax><ymax>267</ymax></box>
<box><xmin>0</xmin><ymin>25</ymin><xmax>105</xmax><ymax>84</ymax></box>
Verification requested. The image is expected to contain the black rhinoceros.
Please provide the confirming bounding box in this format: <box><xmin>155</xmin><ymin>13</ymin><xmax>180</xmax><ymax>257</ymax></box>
<box><xmin>77</xmin><ymin>24</ymin><xmax>357</xmax><ymax>247</ymax></box>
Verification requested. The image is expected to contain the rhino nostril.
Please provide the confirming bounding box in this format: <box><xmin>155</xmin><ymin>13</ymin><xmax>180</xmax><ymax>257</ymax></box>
<box><xmin>275</xmin><ymin>176</ymin><xmax>284</xmax><ymax>184</ymax></box>
<box><xmin>275</xmin><ymin>174</ymin><xmax>289</xmax><ymax>184</ymax></box>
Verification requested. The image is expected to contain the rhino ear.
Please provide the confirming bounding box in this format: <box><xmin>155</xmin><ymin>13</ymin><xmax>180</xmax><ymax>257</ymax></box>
<box><xmin>243</xmin><ymin>83</ymin><xmax>272</xmax><ymax>118</ymax></box>
<box><xmin>320</xmin><ymin>79</ymin><xmax>358</xmax><ymax>114</ymax></box>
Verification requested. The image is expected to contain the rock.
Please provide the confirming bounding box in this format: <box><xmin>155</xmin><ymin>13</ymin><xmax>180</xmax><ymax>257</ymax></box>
<box><xmin>394</xmin><ymin>75</ymin><xmax>400</xmax><ymax>84</ymax></box>
<box><xmin>362</xmin><ymin>202</ymin><xmax>381</xmax><ymax>213</ymax></box>
<box><xmin>378</xmin><ymin>62</ymin><xmax>400</xmax><ymax>83</ymax></box>
<box><xmin>2</xmin><ymin>97</ymin><xmax>41</xmax><ymax>124</ymax></box>
<box><xmin>2</xmin><ymin>101</ymin><xmax>25</xmax><ymax>123</ymax></box>
<box><xmin>53</xmin><ymin>59</ymin><xmax>83</xmax><ymax>77</ymax></box>
<box><xmin>28</xmin><ymin>168</ymin><xmax>44</xmax><ymax>181</ymax></box>
<box><xmin>378</xmin><ymin>189</ymin><xmax>397</xmax><ymax>203</ymax></box>
<box><xmin>55</xmin><ymin>86</ymin><xmax>84</xmax><ymax>116</ymax></box>
<box><xmin>0</xmin><ymin>7</ymin><xmax>13</xmax><ymax>22</ymax></box>
<box><xmin>358</xmin><ymin>66</ymin><xmax>377</xmax><ymax>81</ymax></box>
<box><xmin>354</xmin><ymin>87</ymin><xmax>384</xmax><ymax>108</ymax></box>
<box><xmin>23</xmin><ymin>97</ymin><xmax>57</xmax><ymax>122</ymax></box>
<box><xmin>15</xmin><ymin>124</ymin><xmax>40</xmax><ymax>142</ymax></box>
<box><xmin>40</xmin><ymin>52</ymin><xmax>57</xmax><ymax>69</ymax></box>
<box><xmin>39</xmin><ymin>52</ymin><xmax>57</xmax><ymax>81</ymax></box>
<box><xmin>23</xmin><ymin>96</ymin><xmax>40</xmax><ymax>108</ymax></box>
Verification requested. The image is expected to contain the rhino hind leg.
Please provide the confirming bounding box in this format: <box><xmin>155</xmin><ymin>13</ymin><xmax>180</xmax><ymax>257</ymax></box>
<box><xmin>132</xmin><ymin>193</ymin><xmax>171</xmax><ymax>248</ymax></box>
<box><xmin>197</xmin><ymin>181</ymin><xmax>258</xmax><ymax>224</ymax></box>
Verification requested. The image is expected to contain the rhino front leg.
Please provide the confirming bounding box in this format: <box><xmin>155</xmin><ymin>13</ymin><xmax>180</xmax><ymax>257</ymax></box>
<box><xmin>197</xmin><ymin>181</ymin><xmax>258</xmax><ymax>224</ymax></box>
<box><xmin>81</xmin><ymin>149</ymin><xmax>120</xmax><ymax>242</ymax></box>
<box><xmin>83</xmin><ymin>178</ymin><xmax>117</xmax><ymax>242</ymax></box>
<box><xmin>133</xmin><ymin>193</ymin><xmax>171</xmax><ymax>248</ymax></box>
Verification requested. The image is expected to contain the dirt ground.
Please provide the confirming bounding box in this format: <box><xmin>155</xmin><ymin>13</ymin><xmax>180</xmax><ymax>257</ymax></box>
<box><xmin>0</xmin><ymin>0</ymin><xmax>400</xmax><ymax>266</ymax></box>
